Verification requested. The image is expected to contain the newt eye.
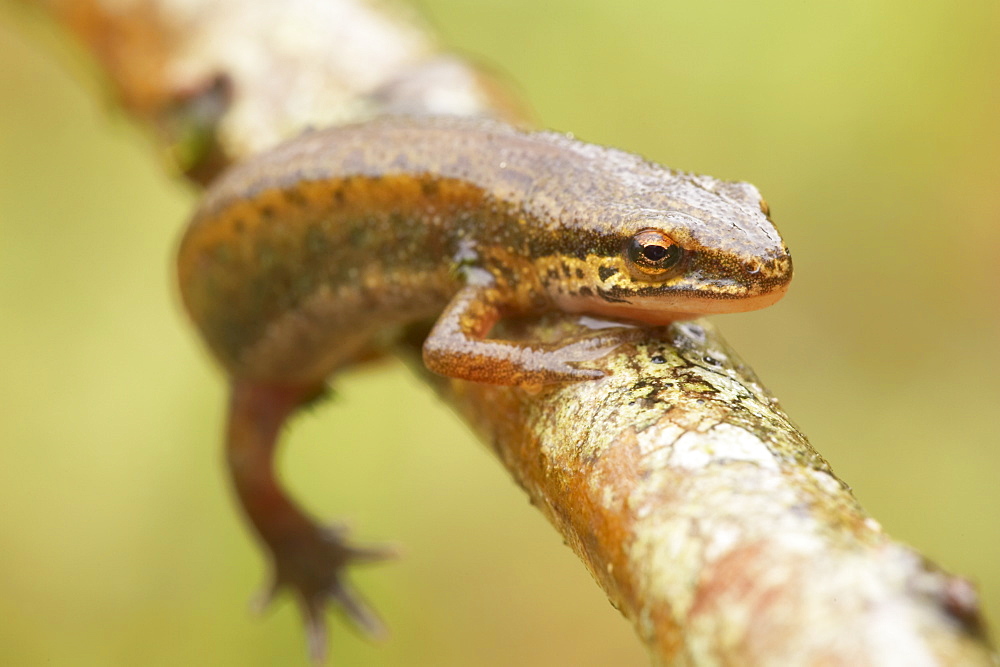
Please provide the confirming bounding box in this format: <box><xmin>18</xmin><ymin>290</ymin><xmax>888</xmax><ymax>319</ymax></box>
<box><xmin>625</xmin><ymin>229</ymin><xmax>683</xmax><ymax>280</ymax></box>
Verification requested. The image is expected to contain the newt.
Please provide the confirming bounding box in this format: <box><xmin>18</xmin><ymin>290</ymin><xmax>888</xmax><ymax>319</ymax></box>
<box><xmin>177</xmin><ymin>114</ymin><xmax>792</xmax><ymax>659</ymax></box>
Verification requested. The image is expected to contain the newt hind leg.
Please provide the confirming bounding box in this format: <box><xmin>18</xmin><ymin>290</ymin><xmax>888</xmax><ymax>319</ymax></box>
<box><xmin>226</xmin><ymin>381</ymin><xmax>395</xmax><ymax>662</ymax></box>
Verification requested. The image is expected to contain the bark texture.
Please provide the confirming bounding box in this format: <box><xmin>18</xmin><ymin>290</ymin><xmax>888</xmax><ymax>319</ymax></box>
<box><xmin>26</xmin><ymin>0</ymin><xmax>997</xmax><ymax>663</ymax></box>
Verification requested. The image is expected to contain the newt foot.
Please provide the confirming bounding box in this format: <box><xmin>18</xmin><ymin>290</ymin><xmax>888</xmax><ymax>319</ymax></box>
<box><xmin>255</xmin><ymin>523</ymin><xmax>397</xmax><ymax>662</ymax></box>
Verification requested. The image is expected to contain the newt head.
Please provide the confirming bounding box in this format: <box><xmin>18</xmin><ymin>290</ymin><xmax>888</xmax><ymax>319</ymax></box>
<box><xmin>540</xmin><ymin>173</ymin><xmax>793</xmax><ymax>325</ymax></box>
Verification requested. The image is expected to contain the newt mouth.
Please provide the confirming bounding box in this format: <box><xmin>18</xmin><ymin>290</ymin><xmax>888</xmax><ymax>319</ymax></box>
<box><xmin>560</xmin><ymin>280</ymin><xmax>791</xmax><ymax>324</ymax></box>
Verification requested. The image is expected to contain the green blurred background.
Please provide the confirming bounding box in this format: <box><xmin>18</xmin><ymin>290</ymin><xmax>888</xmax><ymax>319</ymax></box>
<box><xmin>1</xmin><ymin>0</ymin><xmax>997</xmax><ymax>664</ymax></box>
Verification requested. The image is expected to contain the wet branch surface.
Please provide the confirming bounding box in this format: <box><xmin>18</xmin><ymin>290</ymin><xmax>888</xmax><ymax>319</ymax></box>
<box><xmin>28</xmin><ymin>0</ymin><xmax>998</xmax><ymax>662</ymax></box>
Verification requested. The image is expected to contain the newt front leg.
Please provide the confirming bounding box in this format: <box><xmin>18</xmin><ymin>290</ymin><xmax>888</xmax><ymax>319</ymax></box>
<box><xmin>422</xmin><ymin>285</ymin><xmax>632</xmax><ymax>387</ymax></box>
<box><xmin>226</xmin><ymin>381</ymin><xmax>395</xmax><ymax>662</ymax></box>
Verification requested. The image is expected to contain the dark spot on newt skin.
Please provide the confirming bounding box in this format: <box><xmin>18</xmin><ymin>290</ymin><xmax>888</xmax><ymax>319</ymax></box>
<box><xmin>260</xmin><ymin>205</ymin><xmax>276</xmax><ymax>220</ymax></box>
<box><xmin>598</xmin><ymin>266</ymin><xmax>618</xmax><ymax>281</ymax></box>
<box><xmin>597</xmin><ymin>287</ymin><xmax>630</xmax><ymax>303</ymax></box>
<box><xmin>562</xmin><ymin>265</ymin><xmax>571</xmax><ymax>278</ymax></box>
<box><xmin>575</xmin><ymin>268</ymin><xmax>584</xmax><ymax>279</ymax></box>
<box><xmin>284</xmin><ymin>188</ymin><xmax>308</xmax><ymax>207</ymax></box>
<box><xmin>578</xmin><ymin>287</ymin><xmax>593</xmax><ymax>297</ymax></box>
<box><xmin>546</xmin><ymin>268</ymin><xmax>559</xmax><ymax>281</ymax></box>
<box><xmin>421</xmin><ymin>180</ymin><xmax>439</xmax><ymax>197</ymax></box>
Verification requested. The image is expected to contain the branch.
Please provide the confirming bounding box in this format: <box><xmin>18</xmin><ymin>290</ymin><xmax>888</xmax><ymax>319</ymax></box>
<box><xmin>27</xmin><ymin>0</ymin><xmax>997</xmax><ymax>662</ymax></box>
<box><xmin>404</xmin><ymin>318</ymin><xmax>995</xmax><ymax>663</ymax></box>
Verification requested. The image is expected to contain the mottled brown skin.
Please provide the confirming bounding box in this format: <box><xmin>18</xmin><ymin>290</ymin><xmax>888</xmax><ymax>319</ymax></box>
<box><xmin>176</xmin><ymin>115</ymin><xmax>792</xmax><ymax>658</ymax></box>
<box><xmin>180</xmin><ymin>115</ymin><xmax>791</xmax><ymax>386</ymax></box>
